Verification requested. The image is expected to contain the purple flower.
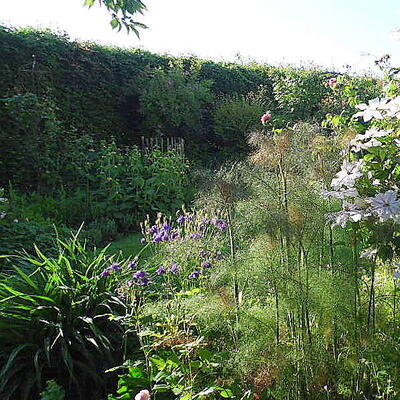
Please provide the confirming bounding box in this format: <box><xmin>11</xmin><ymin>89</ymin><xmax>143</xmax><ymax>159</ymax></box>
<box><xmin>139</xmin><ymin>277</ymin><xmax>152</xmax><ymax>286</ymax></box>
<box><xmin>133</xmin><ymin>270</ymin><xmax>147</xmax><ymax>280</ymax></box>
<box><xmin>153</xmin><ymin>233</ymin><xmax>163</xmax><ymax>243</ymax></box>
<box><xmin>163</xmin><ymin>223</ymin><xmax>172</xmax><ymax>231</ymax></box>
<box><xmin>132</xmin><ymin>270</ymin><xmax>152</xmax><ymax>286</ymax></box>
<box><xmin>161</xmin><ymin>232</ymin><xmax>170</xmax><ymax>241</ymax></box>
<box><xmin>128</xmin><ymin>260</ymin><xmax>138</xmax><ymax>269</ymax></box>
<box><xmin>201</xmin><ymin>261</ymin><xmax>212</xmax><ymax>269</ymax></box>
<box><xmin>149</xmin><ymin>225</ymin><xmax>159</xmax><ymax>234</ymax></box>
<box><xmin>189</xmin><ymin>271</ymin><xmax>201</xmax><ymax>279</ymax></box>
<box><xmin>189</xmin><ymin>232</ymin><xmax>203</xmax><ymax>239</ymax></box>
<box><xmin>110</xmin><ymin>263</ymin><xmax>121</xmax><ymax>271</ymax></box>
<box><xmin>215</xmin><ymin>251</ymin><xmax>224</xmax><ymax>260</ymax></box>
<box><xmin>140</xmin><ymin>238</ymin><xmax>147</xmax><ymax>245</ymax></box>
<box><xmin>212</xmin><ymin>219</ymin><xmax>228</xmax><ymax>231</ymax></box>
<box><xmin>170</xmin><ymin>263</ymin><xmax>180</xmax><ymax>274</ymax></box>
<box><xmin>156</xmin><ymin>265</ymin><xmax>167</xmax><ymax>275</ymax></box>
<box><xmin>177</xmin><ymin>216</ymin><xmax>186</xmax><ymax>224</ymax></box>
<box><xmin>101</xmin><ymin>269</ymin><xmax>111</xmax><ymax>277</ymax></box>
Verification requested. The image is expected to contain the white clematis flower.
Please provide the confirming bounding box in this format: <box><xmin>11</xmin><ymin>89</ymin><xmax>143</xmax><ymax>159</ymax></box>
<box><xmin>350</xmin><ymin>137</ymin><xmax>382</xmax><ymax>153</ymax></box>
<box><xmin>380</xmin><ymin>96</ymin><xmax>400</xmax><ymax>118</ymax></box>
<box><xmin>330</xmin><ymin>201</ymin><xmax>365</xmax><ymax>228</ymax></box>
<box><xmin>363</xmin><ymin>128</ymin><xmax>392</xmax><ymax>139</ymax></box>
<box><xmin>353</xmin><ymin>98</ymin><xmax>389</xmax><ymax>122</ymax></box>
<box><xmin>331</xmin><ymin>160</ymin><xmax>364</xmax><ymax>190</ymax></box>
<box><xmin>321</xmin><ymin>188</ymin><xmax>359</xmax><ymax>199</ymax></box>
<box><xmin>349</xmin><ymin>128</ymin><xmax>391</xmax><ymax>152</ymax></box>
<box><xmin>368</xmin><ymin>190</ymin><xmax>400</xmax><ymax>222</ymax></box>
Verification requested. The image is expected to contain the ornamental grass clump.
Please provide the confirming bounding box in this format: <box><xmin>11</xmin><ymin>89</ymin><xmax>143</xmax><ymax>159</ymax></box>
<box><xmin>0</xmin><ymin>235</ymin><xmax>132</xmax><ymax>400</ymax></box>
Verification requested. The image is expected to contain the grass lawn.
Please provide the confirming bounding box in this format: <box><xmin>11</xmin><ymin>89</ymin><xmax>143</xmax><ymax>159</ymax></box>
<box><xmin>106</xmin><ymin>233</ymin><xmax>145</xmax><ymax>257</ymax></box>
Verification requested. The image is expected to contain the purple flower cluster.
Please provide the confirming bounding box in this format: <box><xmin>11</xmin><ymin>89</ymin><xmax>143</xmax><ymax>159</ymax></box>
<box><xmin>147</xmin><ymin>223</ymin><xmax>180</xmax><ymax>243</ymax></box>
<box><xmin>177</xmin><ymin>215</ymin><xmax>194</xmax><ymax>224</ymax></box>
<box><xmin>132</xmin><ymin>270</ymin><xmax>152</xmax><ymax>286</ymax></box>
<box><xmin>201</xmin><ymin>261</ymin><xmax>212</xmax><ymax>269</ymax></box>
<box><xmin>211</xmin><ymin>219</ymin><xmax>228</xmax><ymax>231</ymax></box>
<box><xmin>189</xmin><ymin>232</ymin><xmax>203</xmax><ymax>239</ymax></box>
<box><xmin>156</xmin><ymin>263</ymin><xmax>181</xmax><ymax>276</ymax></box>
<box><xmin>100</xmin><ymin>263</ymin><xmax>121</xmax><ymax>277</ymax></box>
<box><xmin>193</xmin><ymin>217</ymin><xmax>228</xmax><ymax>231</ymax></box>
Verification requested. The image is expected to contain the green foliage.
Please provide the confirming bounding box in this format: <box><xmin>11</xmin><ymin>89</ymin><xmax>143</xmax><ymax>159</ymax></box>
<box><xmin>0</xmin><ymin>26</ymin><xmax>379</xmax><ymax>165</ymax></box>
<box><xmin>0</xmin><ymin>236</ymin><xmax>132</xmax><ymax>400</ymax></box>
<box><xmin>1</xmin><ymin>138</ymin><xmax>190</xmax><ymax>245</ymax></box>
<box><xmin>0</xmin><ymin>219</ymin><xmax>69</xmax><ymax>259</ymax></box>
<box><xmin>138</xmin><ymin>68</ymin><xmax>213</xmax><ymax>139</ymax></box>
<box><xmin>85</xmin><ymin>0</ymin><xmax>147</xmax><ymax>36</ymax></box>
<box><xmin>212</xmin><ymin>94</ymin><xmax>265</xmax><ymax>154</ymax></box>
<box><xmin>271</xmin><ymin>68</ymin><xmax>329</xmax><ymax>120</ymax></box>
<box><xmin>40</xmin><ymin>380</ymin><xmax>65</xmax><ymax>400</ymax></box>
<box><xmin>110</xmin><ymin>304</ymin><xmax>236</xmax><ymax>400</ymax></box>
<box><xmin>0</xmin><ymin>93</ymin><xmax>63</xmax><ymax>190</ymax></box>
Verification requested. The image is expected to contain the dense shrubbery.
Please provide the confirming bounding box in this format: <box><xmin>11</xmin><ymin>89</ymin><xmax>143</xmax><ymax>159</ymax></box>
<box><xmin>0</xmin><ymin>141</ymin><xmax>189</xmax><ymax>248</ymax></box>
<box><xmin>0</xmin><ymin>25</ymin><xmax>379</xmax><ymax>167</ymax></box>
<box><xmin>0</xmin><ymin>90</ymin><xmax>190</xmax><ymax>249</ymax></box>
<box><xmin>212</xmin><ymin>93</ymin><xmax>265</xmax><ymax>153</ymax></box>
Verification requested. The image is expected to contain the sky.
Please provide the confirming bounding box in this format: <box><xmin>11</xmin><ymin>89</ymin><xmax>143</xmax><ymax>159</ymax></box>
<box><xmin>2</xmin><ymin>0</ymin><xmax>400</xmax><ymax>74</ymax></box>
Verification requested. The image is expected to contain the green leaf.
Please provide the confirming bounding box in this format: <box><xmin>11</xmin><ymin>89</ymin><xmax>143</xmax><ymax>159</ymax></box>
<box><xmin>110</xmin><ymin>19</ymin><xmax>120</xmax><ymax>29</ymax></box>
<box><xmin>218</xmin><ymin>387</ymin><xmax>234</xmax><ymax>398</ymax></box>
<box><xmin>150</xmin><ymin>356</ymin><xmax>166</xmax><ymax>371</ymax></box>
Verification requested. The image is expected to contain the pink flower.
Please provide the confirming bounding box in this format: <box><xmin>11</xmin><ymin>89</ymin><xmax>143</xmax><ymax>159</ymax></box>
<box><xmin>328</xmin><ymin>78</ymin><xmax>337</xmax><ymax>88</ymax></box>
<box><xmin>134</xmin><ymin>390</ymin><xmax>150</xmax><ymax>400</ymax></box>
<box><xmin>261</xmin><ymin>112</ymin><xmax>272</xmax><ymax>125</ymax></box>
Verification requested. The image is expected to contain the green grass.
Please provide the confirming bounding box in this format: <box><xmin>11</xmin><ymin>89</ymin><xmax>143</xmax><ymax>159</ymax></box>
<box><xmin>106</xmin><ymin>233</ymin><xmax>146</xmax><ymax>258</ymax></box>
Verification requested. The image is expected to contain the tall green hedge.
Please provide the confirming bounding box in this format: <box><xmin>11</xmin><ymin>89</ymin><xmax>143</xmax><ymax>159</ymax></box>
<box><xmin>0</xmin><ymin>26</ymin><xmax>378</xmax><ymax>169</ymax></box>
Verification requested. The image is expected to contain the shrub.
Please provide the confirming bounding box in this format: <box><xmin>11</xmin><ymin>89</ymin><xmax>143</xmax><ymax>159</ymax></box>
<box><xmin>271</xmin><ymin>68</ymin><xmax>328</xmax><ymax>120</ymax></box>
<box><xmin>137</xmin><ymin>67</ymin><xmax>213</xmax><ymax>139</ymax></box>
<box><xmin>212</xmin><ymin>94</ymin><xmax>265</xmax><ymax>155</ymax></box>
<box><xmin>2</xmin><ymin>144</ymin><xmax>191</xmax><ymax>245</ymax></box>
<box><xmin>0</xmin><ymin>93</ymin><xmax>63</xmax><ymax>191</ymax></box>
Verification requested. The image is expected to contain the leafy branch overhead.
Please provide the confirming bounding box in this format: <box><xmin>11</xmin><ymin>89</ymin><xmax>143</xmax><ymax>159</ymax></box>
<box><xmin>84</xmin><ymin>0</ymin><xmax>147</xmax><ymax>36</ymax></box>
